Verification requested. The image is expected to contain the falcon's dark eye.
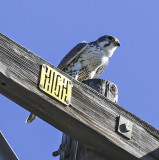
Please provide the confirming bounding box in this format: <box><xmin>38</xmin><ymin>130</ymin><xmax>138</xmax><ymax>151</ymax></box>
<box><xmin>108</xmin><ymin>36</ymin><xmax>114</xmax><ymax>41</ymax></box>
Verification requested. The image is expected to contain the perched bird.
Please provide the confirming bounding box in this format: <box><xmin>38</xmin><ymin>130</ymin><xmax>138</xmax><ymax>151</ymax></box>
<box><xmin>25</xmin><ymin>35</ymin><xmax>120</xmax><ymax>123</ymax></box>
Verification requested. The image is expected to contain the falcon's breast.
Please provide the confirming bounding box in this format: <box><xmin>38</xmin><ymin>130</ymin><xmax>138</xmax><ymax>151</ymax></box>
<box><xmin>59</xmin><ymin>43</ymin><xmax>109</xmax><ymax>81</ymax></box>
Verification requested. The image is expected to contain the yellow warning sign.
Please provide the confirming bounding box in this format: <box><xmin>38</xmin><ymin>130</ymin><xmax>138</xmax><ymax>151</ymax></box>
<box><xmin>39</xmin><ymin>64</ymin><xmax>72</xmax><ymax>105</ymax></box>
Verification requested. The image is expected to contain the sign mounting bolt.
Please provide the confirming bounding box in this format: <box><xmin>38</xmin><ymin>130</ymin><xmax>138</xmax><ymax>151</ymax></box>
<box><xmin>42</xmin><ymin>64</ymin><xmax>46</xmax><ymax>69</ymax></box>
<box><xmin>40</xmin><ymin>84</ymin><xmax>44</xmax><ymax>89</ymax></box>
<box><xmin>66</xmin><ymin>100</ymin><xmax>69</xmax><ymax>105</ymax></box>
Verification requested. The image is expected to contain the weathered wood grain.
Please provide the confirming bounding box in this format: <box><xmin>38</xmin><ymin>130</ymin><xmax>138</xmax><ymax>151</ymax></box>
<box><xmin>57</xmin><ymin>79</ymin><xmax>118</xmax><ymax>160</ymax></box>
<box><xmin>0</xmin><ymin>33</ymin><xmax>159</xmax><ymax>160</ymax></box>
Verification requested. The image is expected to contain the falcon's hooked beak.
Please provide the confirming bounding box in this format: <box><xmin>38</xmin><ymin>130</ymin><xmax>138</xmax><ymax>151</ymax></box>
<box><xmin>114</xmin><ymin>40</ymin><xmax>120</xmax><ymax>47</ymax></box>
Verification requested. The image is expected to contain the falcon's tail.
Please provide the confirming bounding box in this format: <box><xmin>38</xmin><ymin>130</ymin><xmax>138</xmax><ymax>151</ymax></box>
<box><xmin>25</xmin><ymin>113</ymin><xmax>37</xmax><ymax>124</ymax></box>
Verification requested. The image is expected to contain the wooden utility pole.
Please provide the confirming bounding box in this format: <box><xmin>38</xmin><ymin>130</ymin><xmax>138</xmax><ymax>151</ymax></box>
<box><xmin>0</xmin><ymin>131</ymin><xmax>18</xmax><ymax>160</ymax></box>
<box><xmin>53</xmin><ymin>79</ymin><xmax>118</xmax><ymax>160</ymax></box>
<box><xmin>0</xmin><ymin>33</ymin><xmax>159</xmax><ymax>160</ymax></box>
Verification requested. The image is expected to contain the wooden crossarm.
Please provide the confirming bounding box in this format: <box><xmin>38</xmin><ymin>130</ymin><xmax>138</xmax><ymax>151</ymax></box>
<box><xmin>0</xmin><ymin>33</ymin><xmax>159</xmax><ymax>160</ymax></box>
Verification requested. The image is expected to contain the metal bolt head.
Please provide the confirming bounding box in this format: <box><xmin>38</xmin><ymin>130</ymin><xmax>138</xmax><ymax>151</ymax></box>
<box><xmin>42</xmin><ymin>64</ymin><xmax>46</xmax><ymax>69</ymax></box>
<box><xmin>39</xmin><ymin>84</ymin><xmax>44</xmax><ymax>89</ymax></box>
<box><xmin>118</xmin><ymin>116</ymin><xmax>133</xmax><ymax>139</ymax></box>
<box><xmin>66</xmin><ymin>100</ymin><xmax>69</xmax><ymax>105</ymax></box>
<box><xmin>69</xmin><ymin>81</ymin><xmax>72</xmax><ymax>85</ymax></box>
<box><xmin>123</xmin><ymin>121</ymin><xmax>131</xmax><ymax>132</ymax></box>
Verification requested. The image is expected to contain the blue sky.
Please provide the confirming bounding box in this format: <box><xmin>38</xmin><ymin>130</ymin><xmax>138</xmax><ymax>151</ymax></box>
<box><xmin>0</xmin><ymin>0</ymin><xmax>159</xmax><ymax>159</ymax></box>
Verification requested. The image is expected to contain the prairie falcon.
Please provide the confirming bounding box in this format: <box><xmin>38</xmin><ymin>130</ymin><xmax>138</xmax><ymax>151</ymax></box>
<box><xmin>26</xmin><ymin>35</ymin><xmax>120</xmax><ymax>123</ymax></box>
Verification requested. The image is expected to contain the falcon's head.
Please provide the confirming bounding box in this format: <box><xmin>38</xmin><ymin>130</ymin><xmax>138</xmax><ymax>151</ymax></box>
<box><xmin>97</xmin><ymin>35</ymin><xmax>120</xmax><ymax>57</ymax></box>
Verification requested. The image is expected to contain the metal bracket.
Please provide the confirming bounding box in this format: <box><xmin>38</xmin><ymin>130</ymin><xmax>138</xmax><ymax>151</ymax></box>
<box><xmin>118</xmin><ymin>116</ymin><xmax>133</xmax><ymax>139</ymax></box>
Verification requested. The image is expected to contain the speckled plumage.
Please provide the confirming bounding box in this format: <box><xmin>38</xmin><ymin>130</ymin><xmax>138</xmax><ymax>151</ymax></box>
<box><xmin>58</xmin><ymin>35</ymin><xmax>120</xmax><ymax>82</ymax></box>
